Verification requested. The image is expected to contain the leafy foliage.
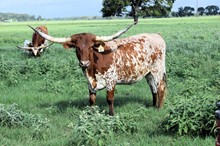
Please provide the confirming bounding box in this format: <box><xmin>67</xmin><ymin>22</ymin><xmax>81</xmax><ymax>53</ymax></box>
<box><xmin>0</xmin><ymin>103</ymin><xmax>50</xmax><ymax>128</ymax></box>
<box><xmin>164</xmin><ymin>27</ymin><xmax>220</xmax><ymax>136</ymax></box>
<box><xmin>163</xmin><ymin>97</ymin><xmax>217</xmax><ymax>136</ymax></box>
<box><xmin>177</xmin><ymin>6</ymin><xmax>195</xmax><ymax>17</ymax></box>
<box><xmin>205</xmin><ymin>5</ymin><xmax>220</xmax><ymax>15</ymax></box>
<box><xmin>68</xmin><ymin>106</ymin><xmax>138</xmax><ymax>146</ymax></box>
<box><xmin>0</xmin><ymin>58</ymin><xmax>21</xmax><ymax>86</ymax></box>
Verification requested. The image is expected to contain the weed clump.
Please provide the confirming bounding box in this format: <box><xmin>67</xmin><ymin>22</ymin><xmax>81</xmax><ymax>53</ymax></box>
<box><xmin>163</xmin><ymin>97</ymin><xmax>217</xmax><ymax>136</ymax></box>
<box><xmin>68</xmin><ymin>106</ymin><xmax>138</xmax><ymax>146</ymax></box>
<box><xmin>0</xmin><ymin>103</ymin><xmax>50</xmax><ymax>128</ymax></box>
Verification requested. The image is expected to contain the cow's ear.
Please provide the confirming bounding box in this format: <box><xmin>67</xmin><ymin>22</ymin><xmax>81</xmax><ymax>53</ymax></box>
<box><xmin>93</xmin><ymin>42</ymin><xmax>106</xmax><ymax>52</ymax></box>
<box><xmin>63</xmin><ymin>41</ymin><xmax>75</xmax><ymax>49</ymax></box>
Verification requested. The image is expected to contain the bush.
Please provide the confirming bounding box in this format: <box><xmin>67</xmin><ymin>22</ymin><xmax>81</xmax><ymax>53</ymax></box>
<box><xmin>68</xmin><ymin>106</ymin><xmax>138</xmax><ymax>146</ymax></box>
<box><xmin>0</xmin><ymin>103</ymin><xmax>50</xmax><ymax>128</ymax></box>
<box><xmin>41</xmin><ymin>76</ymin><xmax>64</xmax><ymax>93</ymax></box>
<box><xmin>0</xmin><ymin>59</ymin><xmax>20</xmax><ymax>86</ymax></box>
<box><xmin>163</xmin><ymin>96</ymin><xmax>217</xmax><ymax>136</ymax></box>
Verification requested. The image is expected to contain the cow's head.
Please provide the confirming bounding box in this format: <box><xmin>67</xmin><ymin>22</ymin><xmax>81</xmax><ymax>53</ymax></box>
<box><xmin>32</xmin><ymin>25</ymin><xmax>48</xmax><ymax>47</ymax></box>
<box><xmin>28</xmin><ymin>23</ymin><xmax>134</xmax><ymax>66</ymax></box>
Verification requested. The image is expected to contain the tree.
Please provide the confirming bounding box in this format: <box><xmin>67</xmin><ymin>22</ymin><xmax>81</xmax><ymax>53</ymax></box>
<box><xmin>101</xmin><ymin>0</ymin><xmax>175</xmax><ymax>18</ymax></box>
<box><xmin>197</xmin><ymin>7</ymin><xmax>205</xmax><ymax>16</ymax></box>
<box><xmin>37</xmin><ymin>16</ymin><xmax>42</xmax><ymax>21</ymax></box>
<box><xmin>171</xmin><ymin>11</ymin><xmax>178</xmax><ymax>17</ymax></box>
<box><xmin>101</xmin><ymin>0</ymin><xmax>128</xmax><ymax>17</ymax></box>
<box><xmin>177</xmin><ymin>6</ymin><xmax>194</xmax><ymax>17</ymax></box>
<box><xmin>183</xmin><ymin>6</ymin><xmax>195</xmax><ymax>16</ymax></box>
<box><xmin>205</xmin><ymin>5</ymin><xmax>219</xmax><ymax>15</ymax></box>
<box><xmin>177</xmin><ymin>7</ymin><xmax>185</xmax><ymax>17</ymax></box>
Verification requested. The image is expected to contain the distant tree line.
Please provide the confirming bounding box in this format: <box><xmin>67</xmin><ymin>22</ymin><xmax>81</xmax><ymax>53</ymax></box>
<box><xmin>101</xmin><ymin>0</ymin><xmax>219</xmax><ymax>18</ymax></box>
<box><xmin>0</xmin><ymin>13</ymin><xmax>43</xmax><ymax>22</ymax></box>
<box><xmin>171</xmin><ymin>5</ymin><xmax>220</xmax><ymax>17</ymax></box>
<box><xmin>101</xmin><ymin>0</ymin><xmax>176</xmax><ymax>18</ymax></box>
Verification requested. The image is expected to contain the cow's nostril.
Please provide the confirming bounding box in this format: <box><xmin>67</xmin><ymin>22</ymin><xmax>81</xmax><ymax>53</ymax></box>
<box><xmin>79</xmin><ymin>61</ymin><xmax>84</xmax><ymax>67</ymax></box>
<box><xmin>80</xmin><ymin>60</ymin><xmax>90</xmax><ymax>68</ymax></box>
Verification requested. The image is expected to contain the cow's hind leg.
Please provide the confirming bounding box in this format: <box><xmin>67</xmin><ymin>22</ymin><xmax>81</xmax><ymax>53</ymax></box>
<box><xmin>157</xmin><ymin>73</ymin><xmax>167</xmax><ymax>108</ymax></box>
<box><xmin>145</xmin><ymin>73</ymin><xmax>158</xmax><ymax>107</ymax></box>
<box><xmin>146</xmin><ymin>73</ymin><xmax>167</xmax><ymax>108</ymax></box>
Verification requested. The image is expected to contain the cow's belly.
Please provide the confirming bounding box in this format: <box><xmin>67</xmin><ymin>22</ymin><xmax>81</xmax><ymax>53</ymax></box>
<box><xmin>116</xmin><ymin>70</ymin><xmax>148</xmax><ymax>84</ymax></box>
<box><xmin>116</xmin><ymin>74</ymin><xmax>145</xmax><ymax>84</ymax></box>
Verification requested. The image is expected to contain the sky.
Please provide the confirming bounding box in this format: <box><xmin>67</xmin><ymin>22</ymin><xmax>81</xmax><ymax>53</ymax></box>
<box><xmin>0</xmin><ymin>0</ymin><xmax>219</xmax><ymax>18</ymax></box>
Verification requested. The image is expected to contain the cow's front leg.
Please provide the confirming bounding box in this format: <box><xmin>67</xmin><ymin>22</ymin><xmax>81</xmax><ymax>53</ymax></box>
<box><xmin>106</xmin><ymin>87</ymin><xmax>115</xmax><ymax>116</ymax></box>
<box><xmin>89</xmin><ymin>90</ymin><xmax>96</xmax><ymax>106</ymax></box>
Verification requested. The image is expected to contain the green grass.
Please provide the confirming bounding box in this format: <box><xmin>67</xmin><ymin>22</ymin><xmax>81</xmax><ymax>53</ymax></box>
<box><xmin>0</xmin><ymin>16</ymin><xmax>220</xmax><ymax>145</ymax></box>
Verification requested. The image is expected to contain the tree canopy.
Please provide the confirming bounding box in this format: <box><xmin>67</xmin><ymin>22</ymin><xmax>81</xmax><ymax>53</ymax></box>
<box><xmin>171</xmin><ymin>5</ymin><xmax>220</xmax><ymax>17</ymax></box>
<box><xmin>177</xmin><ymin>6</ymin><xmax>195</xmax><ymax>17</ymax></box>
<box><xmin>101</xmin><ymin>0</ymin><xmax>175</xmax><ymax>18</ymax></box>
<box><xmin>197</xmin><ymin>7</ymin><xmax>205</xmax><ymax>16</ymax></box>
<box><xmin>205</xmin><ymin>5</ymin><xmax>219</xmax><ymax>15</ymax></box>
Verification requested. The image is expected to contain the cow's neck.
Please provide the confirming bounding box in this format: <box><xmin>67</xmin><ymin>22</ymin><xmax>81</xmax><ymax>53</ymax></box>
<box><xmin>82</xmin><ymin>50</ymin><xmax>114</xmax><ymax>80</ymax></box>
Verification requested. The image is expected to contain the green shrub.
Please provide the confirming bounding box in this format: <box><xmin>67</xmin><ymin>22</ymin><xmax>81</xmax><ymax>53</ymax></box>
<box><xmin>6</xmin><ymin>70</ymin><xmax>19</xmax><ymax>86</ymax></box>
<box><xmin>0</xmin><ymin>59</ymin><xmax>20</xmax><ymax>86</ymax></box>
<box><xmin>0</xmin><ymin>103</ymin><xmax>50</xmax><ymax>128</ymax></box>
<box><xmin>163</xmin><ymin>96</ymin><xmax>217</xmax><ymax>136</ymax></box>
<box><xmin>68</xmin><ymin>106</ymin><xmax>138</xmax><ymax>146</ymax></box>
<box><xmin>41</xmin><ymin>76</ymin><xmax>64</xmax><ymax>93</ymax></box>
<box><xmin>18</xmin><ymin>59</ymin><xmax>37</xmax><ymax>78</ymax></box>
<box><xmin>0</xmin><ymin>59</ymin><xmax>9</xmax><ymax>78</ymax></box>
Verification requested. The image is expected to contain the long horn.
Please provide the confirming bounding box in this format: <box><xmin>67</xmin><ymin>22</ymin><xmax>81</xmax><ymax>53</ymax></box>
<box><xmin>37</xmin><ymin>42</ymin><xmax>54</xmax><ymax>49</ymax></box>
<box><xmin>28</xmin><ymin>25</ymin><xmax>71</xmax><ymax>43</ymax></box>
<box><xmin>16</xmin><ymin>42</ymin><xmax>54</xmax><ymax>50</ymax></box>
<box><xmin>95</xmin><ymin>22</ymin><xmax>135</xmax><ymax>42</ymax></box>
<box><xmin>16</xmin><ymin>45</ymin><xmax>32</xmax><ymax>50</ymax></box>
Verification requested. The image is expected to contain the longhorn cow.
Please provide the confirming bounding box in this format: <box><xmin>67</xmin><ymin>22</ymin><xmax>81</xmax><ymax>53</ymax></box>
<box><xmin>17</xmin><ymin>25</ymin><xmax>53</xmax><ymax>56</ymax></box>
<box><xmin>29</xmin><ymin>23</ymin><xmax>167</xmax><ymax>116</ymax></box>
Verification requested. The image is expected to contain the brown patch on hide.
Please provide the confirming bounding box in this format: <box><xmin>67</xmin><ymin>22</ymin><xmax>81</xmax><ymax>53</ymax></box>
<box><xmin>151</xmin><ymin>47</ymin><xmax>162</xmax><ymax>64</ymax></box>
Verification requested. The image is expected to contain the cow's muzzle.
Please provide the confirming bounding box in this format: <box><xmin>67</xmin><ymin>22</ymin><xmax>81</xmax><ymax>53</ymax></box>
<box><xmin>79</xmin><ymin>60</ymin><xmax>90</xmax><ymax>68</ymax></box>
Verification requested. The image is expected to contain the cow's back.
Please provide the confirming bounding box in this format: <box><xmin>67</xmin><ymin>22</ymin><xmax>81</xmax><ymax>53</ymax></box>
<box><xmin>106</xmin><ymin>33</ymin><xmax>166</xmax><ymax>84</ymax></box>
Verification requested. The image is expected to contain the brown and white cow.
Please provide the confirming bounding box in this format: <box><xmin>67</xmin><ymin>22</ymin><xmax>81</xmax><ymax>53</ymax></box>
<box><xmin>29</xmin><ymin>24</ymin><xmax>166</xmax><ymax>116</ymax></box>
<box><xmin>17</xmin><ymin>25</ymin><xmax>53</xmax><ymax>56</ymax></box>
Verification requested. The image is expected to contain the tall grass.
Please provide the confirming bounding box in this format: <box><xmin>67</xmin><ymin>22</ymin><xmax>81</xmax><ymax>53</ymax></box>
<box><xmin>0</xmin><ymin>16</ymin><xmax>219</xmax><ymax>145</ymax></box>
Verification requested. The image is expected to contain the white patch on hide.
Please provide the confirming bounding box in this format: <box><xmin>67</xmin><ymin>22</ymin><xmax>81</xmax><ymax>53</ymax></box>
<box><xmin>95</xmin><ymin>72</ymin><xmax>106</xmax><ymax>90</ymax></box>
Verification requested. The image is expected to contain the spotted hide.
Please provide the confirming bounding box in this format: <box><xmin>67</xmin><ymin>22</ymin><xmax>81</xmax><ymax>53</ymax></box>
<box><xmin>29</xmin><ymin>24</ymin><xmax>166</xmax><ymax>116</ymax></box>
<box><xmin>86</xmin><ymin>34</ymin><xmax>166</xmax><ymax>116</ymax></box>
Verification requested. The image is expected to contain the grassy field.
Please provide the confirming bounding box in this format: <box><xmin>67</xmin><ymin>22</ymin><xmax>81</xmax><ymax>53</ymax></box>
<box><xmin>0</xmin><ymin>16</ymin><xmax>220</xmax><ymax>146</ymax></box>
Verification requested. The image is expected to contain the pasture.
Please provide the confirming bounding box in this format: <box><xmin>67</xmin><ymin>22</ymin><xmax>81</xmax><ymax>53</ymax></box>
<box><xmin>0</xmin><ymin>16</ymin><xmax>220</xmax><ymax>145</ymax></box>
